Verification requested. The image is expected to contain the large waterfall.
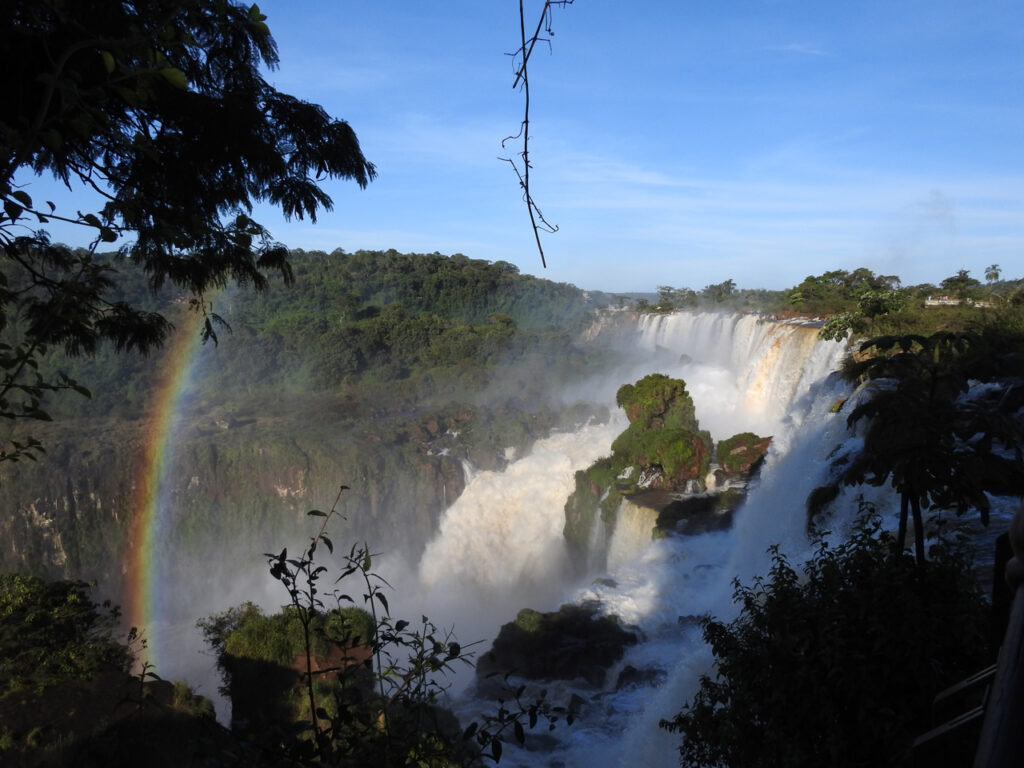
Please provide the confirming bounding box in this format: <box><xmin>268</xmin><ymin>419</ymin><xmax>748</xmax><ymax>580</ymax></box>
<box><xmin>126</xmin><ymin>309</ymin><xmax>857</xmax><ymax>756</ymax></box>
<box><xmin>413</xmin><ymin>311</ymin><xmax>852</xmax><ymax>767</ymax></box>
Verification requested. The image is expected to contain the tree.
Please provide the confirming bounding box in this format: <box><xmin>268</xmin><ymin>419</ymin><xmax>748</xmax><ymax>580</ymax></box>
<box><xmin>660</xmin><ymin>511</ymin><xmax>990</xmax><ymax>768</ymax></box>
<box><xmin>808</xmin><ymin>332</ymin><xmax>1024</xmax><ymax>563</ymax></box>
<box><xmin>702</xmin><ymin>279</ymin><xmax>735</xmax><ymax>303</ymax></box>
<box><xmin>985</xmin><ymin>264</ymin><xmax>1001</xmax><ymax>285</ymax></box>
<box><xmin>940</xmin><ymin>270</ymin><xmax>981</xmax><ymax>303</ymax></box>
<box><xmin>819</xmin><ymin>286</ymin><xmax>909</xmax><ymax>341</ymax></box>
<box><xmin>656</xmin><ymin>285</ymin><xmax>696</xmax><ymax>312</ymax></box>
<box><xmin>1</xmin><ymin>0</ymin><xmax>374</xmax><ymax>459</ymax></box>
<box><xmin>0</xmin><ymin>574</ymin><xmax>130</xmax><ymax>691</ymax></box>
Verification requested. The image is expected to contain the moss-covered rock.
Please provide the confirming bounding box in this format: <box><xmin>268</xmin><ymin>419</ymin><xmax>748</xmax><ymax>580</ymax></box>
<box><xmin>564</xmin><ymin>374</ymin><xmax>716</xmax><ymax>570</ymax></box>
<box><xmin>610</xmin><ymin>426</ymin><xmax>712</xmax><ymax>490</ymax></box>
<box><xmin>476</xmin><ymin>605</ymin><xmax>638</xmax><ymax>688</ymax></box>
<box><xmin>716</xmin><ymin>432</ymin><xmax>772</xmax><ymax>480</ymax></box>
<box><xmin>611</xmin><ymin>374</ymin><xmax>712</xmax><ymax>491</ymax></box>
<box><xmin>615</xmin><ymin>373</ymin><xmax>699</xmax><ymax>432</ymax></box>
<box><xmin>205</xmin><ymin>602</ymin><xmax>377</xmax><ymax>733</ymax></box>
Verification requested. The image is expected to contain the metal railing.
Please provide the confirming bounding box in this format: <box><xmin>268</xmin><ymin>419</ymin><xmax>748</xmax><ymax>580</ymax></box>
<box><xmin>972</xmin><ymin>503</ymin><xmax>1024</xmax><ymax>768</ymax></box>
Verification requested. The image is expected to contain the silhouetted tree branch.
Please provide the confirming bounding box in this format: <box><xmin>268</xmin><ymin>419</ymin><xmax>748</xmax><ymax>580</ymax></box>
<box><xmin>501</xmin><ymin>0</ymin><xmax>574</xmax><ymax>269</ymax></box>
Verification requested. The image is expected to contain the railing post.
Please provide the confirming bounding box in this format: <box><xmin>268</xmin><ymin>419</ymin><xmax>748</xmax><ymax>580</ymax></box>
<box><xmin>973</xmin><ymin>501</ymin><xmax>1024</xmax><ymax>768</ymax></box>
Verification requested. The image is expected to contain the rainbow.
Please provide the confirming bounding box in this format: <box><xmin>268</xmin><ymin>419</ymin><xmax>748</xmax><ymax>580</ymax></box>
<box><xmin>124</xmin><ymin>305</ymin><xmax>212</xmax><ymax>668</ymax></box>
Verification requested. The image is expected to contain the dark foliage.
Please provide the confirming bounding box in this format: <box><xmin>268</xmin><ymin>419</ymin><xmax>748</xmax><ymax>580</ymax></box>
<box><xmin>0</xmin><ymin>574</ymin><xmax>130</xmax><ymax>693</ymax></box>
<box><xmin>809</xmin><ymin>331</ymin><xmax>1024</xmax><ymax>563</ymax></box>
<box><xmin>661</xmin><ymin>511</ymin><xmax>991</xmax><ymax>768</ymax></box>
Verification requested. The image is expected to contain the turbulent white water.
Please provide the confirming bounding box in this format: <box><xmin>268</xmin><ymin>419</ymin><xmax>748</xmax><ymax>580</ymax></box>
<box><xmin>415</xmin><ymin>311</ymin><xmax>853</xmax><ymax>767</ymax></box>
<box><xmin>413</xmin><ymin>419</ymin><xmax>626</xmax><ymax>647</ymax></box>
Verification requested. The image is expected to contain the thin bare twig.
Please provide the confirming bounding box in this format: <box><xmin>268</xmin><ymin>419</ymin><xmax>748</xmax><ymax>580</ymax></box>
<box><xmin>501</xmin><ymin>0</ymin><xmax>574</xmax><ymax>269</ymax></box>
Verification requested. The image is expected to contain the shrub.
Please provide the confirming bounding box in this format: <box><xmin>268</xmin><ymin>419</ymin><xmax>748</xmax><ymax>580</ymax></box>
<box><xmin>0</xmin><ymin>574</ymin><xmax>130</xmax><ymax>694</ymax></box>
<box><xmin>661</xmin><ymin>510</ymin><xmax>991</xmax><ymax>768</ymax></box>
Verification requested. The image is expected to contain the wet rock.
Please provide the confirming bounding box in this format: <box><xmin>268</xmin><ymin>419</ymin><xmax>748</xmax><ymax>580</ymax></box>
<box><xmin>615</xmin><ymin>664</ymin><xmax>667</xmax><ymax>690</ymax></box>
<box><xmin>476</xmin><ymin>605</ymin><xmax>638</xmax><ymax>689</ymax></box>
<box><xmin>716</xmin><ymin>432</ymin><xmax>772</xmax><ymax>480</ymax></box>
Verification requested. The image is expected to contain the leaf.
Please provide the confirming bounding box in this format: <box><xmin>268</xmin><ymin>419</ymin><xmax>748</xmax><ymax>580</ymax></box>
<box><xmin>100</xmin><ymin>50</ymin><xmax>116</xmax><ymax>74</ymax></box>
<box><xmin>11</xmin><ymin>190</ymin><xmax>31</xmax><ymax>207</ymax></box>
<box><xmin>307</xmin><ymin>510</ymin><xmax>327</xmax><ymax>517</ymax></box>
<box><xmin>375</xmin><ymin>592</ymin><xmax>389</xmax><ymax>614</ymax></box>
<box><xmin>159</xmin><ymin>67</ymin><xmax>188</xmax><ymax>89</ymax></box>
<box><xmin>321</xmin><ymin>535</ymin><xmax>333</xmax><ymax>554</ymax></box>
<box><xmin>3</xmin><ymin>201</ymin><xmax>22</xmax><ymax>223</ymax></box>
<box><xmin>514</xmin><ymin>721</ymin><xmax>525</xmax><ymax>744</ymax></box>
<box><xmin>491</xmin><ymin>737</ymin><xmax>502</xmax><ymax>762</ymax></box>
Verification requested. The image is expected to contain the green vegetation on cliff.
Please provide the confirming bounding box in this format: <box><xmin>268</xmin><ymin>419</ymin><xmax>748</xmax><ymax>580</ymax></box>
<box><xmin>0</xmin><ymin>575</ymin><xmax>129</xmax><ymax>695</ymax></box>
<box><xmin>564</xmin><ymin>374</ymin><xmax>775</xmax><ymax>571</ymax></box>
<box><xmin>26</xmin><ymin>248</ymin><xmax>612</xmax><ymax>421</ymax></box>
<box><xmin>610</xmin><ymin>375</ymin><xmax>710</xmax><ymax>486</ymax></box>
<box><xmin>0</xmin><ymin>576</ymin><xmax>219</xmax><ymax>764</ymax></box>
<box><xmin>564</xmin><ymin>374</ymin><xmax>713</xmax><ymax>567</ymax></box>
<box><xmin>647</xmin><ymin>266</ymin><xmax>1024</xmax><ymax>347</ymax></box>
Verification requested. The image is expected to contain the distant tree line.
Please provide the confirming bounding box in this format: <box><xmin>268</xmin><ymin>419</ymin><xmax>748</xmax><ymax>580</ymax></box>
<box><xmin>645</xmin><ymin>265</ymin><xmax>1024</xmax><ymax>343</ymax></box>
<box><xmin>19</xmin><ymin>248</ymin><xmax>613</xmax><ymax>420</ymax></box>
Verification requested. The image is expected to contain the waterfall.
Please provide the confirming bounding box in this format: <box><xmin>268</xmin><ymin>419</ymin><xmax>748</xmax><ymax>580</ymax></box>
<box><xmin>415</xmin><ymin>311</ymin><xmax>851</xmax><ymax>767</ymax></box>
<box><xmin>634</xmin><ymin>312</ymin><xmax>838</xmax><ymax>437</ymax></box>
<box><xmin>606</xmin><ymin>500</ymin><xmax>660</xmax><ymax>571</ymax></box>
<box><xmin>414</xmin><ymin>419</ymin><xmax>624</xmax><ymax>647</ymax></box>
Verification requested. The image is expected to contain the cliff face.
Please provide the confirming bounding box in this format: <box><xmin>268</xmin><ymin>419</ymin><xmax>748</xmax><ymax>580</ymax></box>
<box><xmin>0</xmin><ymin>413</ymin><xmax>466</xmax><ymax>603</ymax></box>
<box><xmin>0</xmin><ymin>390</ymin><xmax>600</xmax><ymax>608</ymax></box>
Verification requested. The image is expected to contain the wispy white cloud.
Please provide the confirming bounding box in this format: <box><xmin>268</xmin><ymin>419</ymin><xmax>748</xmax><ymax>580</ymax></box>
<box><xmin>513</xmin><ymin>148</ymin><xmax>1024</xmax><ymax>289</ymax></box>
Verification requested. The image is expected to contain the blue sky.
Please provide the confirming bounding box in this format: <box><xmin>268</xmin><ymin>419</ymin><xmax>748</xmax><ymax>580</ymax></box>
<box><xmin>19</xmin><ymin>0</ymin><xmax>1024</xmax><ymax>292</ymax></box>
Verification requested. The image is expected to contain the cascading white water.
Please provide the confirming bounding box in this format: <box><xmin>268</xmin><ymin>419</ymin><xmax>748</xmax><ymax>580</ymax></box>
<box><xmin>415</xmin><ymin>311</ymin><xmax>852</xmax><ymax>767</ymax></box>
<box><xmin>606</xmin><ymin>500</ymin><xmax>660</xmax><ymax>571</ymax></box>
<box><xmin>414</xmin><ymin>418</ymin><xmax>625</xmax><ymax>648</ymax></box>
<box><xmin>635</xmin><ymin>312</ymin><xmax>840</xmax><ymax>437</ymax></box>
